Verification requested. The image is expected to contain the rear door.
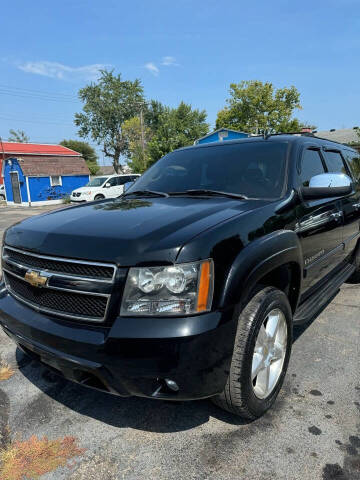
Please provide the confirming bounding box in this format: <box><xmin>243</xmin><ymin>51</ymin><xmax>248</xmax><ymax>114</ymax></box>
<box><xmin>339</xmin><ymin>149</ymin><xmax>360</xmax><ymax>254</ymax></box>
<box><xmin>295</xmin><ymin>147</ymin><xmax>344</xmax><ymax>295</ymax></box>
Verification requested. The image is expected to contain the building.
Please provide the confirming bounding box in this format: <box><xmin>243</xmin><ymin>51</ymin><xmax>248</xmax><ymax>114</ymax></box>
<box><xmin>314</xmin><ymin>128</ymin><xmax>360</xmax><ymax>153</ymax></box>
<box><xmin>1</xmin><ymin>142</ymin><xmax>90</xmax><ymax>206</ymax></box>
<box><xmin>97</xmin><ymin>164</ymin><xmax>133</xmax><ymax>176</ymax></box>
<box><xmin>195</xmin><ymin>128</ymin><xmax>249</xmax><ymax>145</ymax></box>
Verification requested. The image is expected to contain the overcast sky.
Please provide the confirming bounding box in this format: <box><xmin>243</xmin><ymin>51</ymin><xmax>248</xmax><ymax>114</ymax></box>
<box><xmin>1</xmin><ymin>0</ymin><xmax>359</xmax><ymax>164</ymax></box>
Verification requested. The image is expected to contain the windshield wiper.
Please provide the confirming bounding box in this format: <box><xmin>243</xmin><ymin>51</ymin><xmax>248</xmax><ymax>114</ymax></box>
<box><xmin>122</xmin><ymin>190</ymin><xmax>169</xmax><ymax>198</ymax></box>
<box><xmin>168</xmin><ymin>189</ymin><xmax>248</xmax><ymax>200</ymax></box>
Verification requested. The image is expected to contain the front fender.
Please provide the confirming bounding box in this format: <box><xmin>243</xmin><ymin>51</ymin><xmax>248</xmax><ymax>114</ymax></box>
<box><xmin>220</xmin><ymin>230</ymin><xmax>303</xmax><ymax>310</ymax></box>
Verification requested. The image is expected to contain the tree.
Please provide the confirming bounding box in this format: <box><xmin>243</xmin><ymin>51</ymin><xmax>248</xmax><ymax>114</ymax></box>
<box><xmin>146</xmin><ymin>101</ymin><xmax>208</xmax><ymax>166</ymax></box>
<box><xmin>60</xmin><ymin>139</ymin><xmax>99</xmax><ymax>175</ymax></box>
<box><xmin>74</xmin><ymin>70</ymin><xmax>145</xmax><ymax>173</ymax></box>
<box><xmin>8</xmin><ymin>129</ymin><xmax>29</xmax><ymax>142</ymax></box>
<box><xmin>216</xmin><ymin>80</ymin><xmax>305</xmax><ymax>134</ymax></box>
<box><xmin>122</xmin><ymin>117</ymin><xmax>152</xmax><ymax>173</ymax></box>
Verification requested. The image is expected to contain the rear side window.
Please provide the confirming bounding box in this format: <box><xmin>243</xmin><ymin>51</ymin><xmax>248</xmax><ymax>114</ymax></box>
<box><xmin>343</xmin><ymin>150</ymin><xmax>360</xmax><ymax>181</ymax></box>
<box><xmin>300</xmin><ymin>149</ymin><xmax>325</xmax><ymax>187</ymax></box>
<box><xmin>117</xmin><ymin>176</ymin><xmax>131</xmax><ymax>185</ymax></box>
<box><xmin>324</xmin><ymin>151</ymin><xmax>347</xmax><ymax>174</ymax></box>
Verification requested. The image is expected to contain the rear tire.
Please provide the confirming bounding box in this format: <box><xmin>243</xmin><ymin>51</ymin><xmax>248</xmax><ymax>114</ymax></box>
<box><xmin>94</xmin><ymin>194</ymin><xmax>105</xmax><ymax>201</ymax></box>
<box><xmin>212</xmin><ymin>286</ymin><xmax>292</xmax><ymax>419</ymax></box>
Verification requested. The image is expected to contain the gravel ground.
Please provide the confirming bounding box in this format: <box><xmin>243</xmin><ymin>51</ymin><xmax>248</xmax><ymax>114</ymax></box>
<box><xmin>0</xmin><ymin>205</ymin><xmax>359</xmax><ymax>480</ymax></box>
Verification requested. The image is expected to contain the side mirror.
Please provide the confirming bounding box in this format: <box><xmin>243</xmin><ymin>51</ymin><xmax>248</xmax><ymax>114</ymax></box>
<box><xmin>104</xmin><ymin>183</ymin><xmax>111</xmax><ymax>188</ymax></box>
<box><xmin>301</xmin><ymin>173</ymin><xmax>353</xmax><ymax>200</ymax></box>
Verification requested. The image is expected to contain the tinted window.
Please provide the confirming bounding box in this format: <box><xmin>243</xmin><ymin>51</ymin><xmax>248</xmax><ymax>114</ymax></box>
<box><xmin>127</xmin><ymin>142</ymin><xmax>288</xmax><ymax>199</ymax></box>
<box><xmin>343</xmin><ymin>150</ymin><xmax>360</xmax><ymax>180</ymax></box>
<box><xmin>300</xmin><ymin>149</ymin><xmax>325</xmax><ymax>187</ymax></box>
<box><xmin>324</xmin><ymin>151</ymin><xmax>347</xmax><ymax>174</ymax></box>
<box><xmin>117</xmin><ymin>176</ymin><xmax>131</xmax><ymax>185</ymax></box>
<box><xmin>107</xmin><ymin>177</ymin><xmax>118</xmax><ymax>187</ymax></box>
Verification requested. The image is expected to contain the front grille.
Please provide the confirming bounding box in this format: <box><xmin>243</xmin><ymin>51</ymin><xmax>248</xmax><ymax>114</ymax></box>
<box><xmin>2</xmin><ymin>246</ymin><xmax>117</xmax><ymax>322</ymax></box>
<box><xmin>3</xmin><ymin>247</ymin><xmax>114</xmax><ymax>280</ymax></box>
<box><xmin>4</xmin><ymin>272</ymin><xmax>108</xmax><ymax>319</ymax></box>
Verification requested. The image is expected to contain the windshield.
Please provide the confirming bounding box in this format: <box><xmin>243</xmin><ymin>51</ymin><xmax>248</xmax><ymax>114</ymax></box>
<box><xmin>127</xmin><ymin>142</ymin><xmax>288</xmax><ymax>199</ymax></box>
<box><xmin>86</xmin><ymin>177</ymin><xmax>108</xmax><ymax>187</ymax></box>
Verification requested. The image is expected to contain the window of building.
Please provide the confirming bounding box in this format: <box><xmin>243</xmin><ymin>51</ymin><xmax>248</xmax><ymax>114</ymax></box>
<box><xmin>50</xmin><ymin>175</ymin><xmax>62</xmax><ymax>186</ymax></box>
<box><xmin>300</xmin><ymin>149</ymin><xmax>325</xmax><ymax>187</ymax></box>
<box><xmin>324</xmin><ymin>151</ymin><xmax>347</xmax><ymax>174</ymax></box>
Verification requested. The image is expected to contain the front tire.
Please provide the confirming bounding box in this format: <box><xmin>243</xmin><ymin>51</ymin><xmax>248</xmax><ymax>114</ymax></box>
<box><xmin>212</xmin><ymin>286</ymin><xmax>292</xmax><ymax>419</ymax></box>
<box><xmin>94</xmin><ymin>194</ymin><xmax>105</xmax><ymax>201</ymax></box>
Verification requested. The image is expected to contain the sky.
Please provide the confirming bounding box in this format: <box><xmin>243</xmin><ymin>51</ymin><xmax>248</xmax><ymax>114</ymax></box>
<box><xmin>0</xmin><ymin>0</ymin><xmax>359</xmax><ymax>165</ymax></box>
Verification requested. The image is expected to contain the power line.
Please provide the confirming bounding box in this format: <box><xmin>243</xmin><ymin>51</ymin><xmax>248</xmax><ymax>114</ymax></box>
<box><xmin>0</xmin><ymin>90</ymin><xmax>79</xmax><ymax>103</ymax></box>
<box><xmin>0</xmin><ymin>84</ymin><xmax>77</xmax><ymax>99</ymax></box>
<box><xmin>0</xmin><ymin>115</ymin><xmax>74</xmax><ymax>126</ymax></box>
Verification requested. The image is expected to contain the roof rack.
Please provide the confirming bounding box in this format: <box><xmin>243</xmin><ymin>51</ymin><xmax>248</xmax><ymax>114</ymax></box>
<box><xmin>258</xmin><ymin>131</ymin><xmax>316</xmax><ymax>140</ymax></box>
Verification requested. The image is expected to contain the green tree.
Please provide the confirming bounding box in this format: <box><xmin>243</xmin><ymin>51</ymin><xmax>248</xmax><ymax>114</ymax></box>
<box><xmin>8</xmin><ymin>129</ymin><xmax>29</xmax><ymax>142</ymax></box>
<box><xmin>122</xmin><ymin>117</ymin><xmax>152</xmax><ymax>173</ymax></box>
<box><xmin>74</xmin><ymin>70</ymin><xmax>145</xmax><ymax>173</ymax></box>
<box><xmin>216</xmin><ymin>80</ymin><xmax>305</xmax><ymax>134</ymax></box>
<box><xmin>60</xmin><ymin>139</ymin><xmax>99</xmax><ymax>175</ymax></box>
<box><xmin>147</xmin><ymin>101</ymin><xmax>208</xmax><ymax>166</ymax></box>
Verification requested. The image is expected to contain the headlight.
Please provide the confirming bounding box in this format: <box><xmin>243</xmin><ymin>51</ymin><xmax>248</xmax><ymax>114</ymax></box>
<box><xmin>120</xmin><ymin>259</ymin><xmax>214</xmax><ymax>316</ymax></box>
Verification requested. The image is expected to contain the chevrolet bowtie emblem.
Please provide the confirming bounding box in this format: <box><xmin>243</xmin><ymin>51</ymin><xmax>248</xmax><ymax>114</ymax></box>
<box><xmin>24</xmin><ymin>270</ymin><xmax>48</xmax><ymax>288</ymax></box>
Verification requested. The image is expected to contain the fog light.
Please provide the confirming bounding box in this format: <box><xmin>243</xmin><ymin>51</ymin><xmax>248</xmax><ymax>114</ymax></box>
<box><xmin>165</xmin><ymin>378</ymin><xmax>179</xmax><ymax>392</ymax></box>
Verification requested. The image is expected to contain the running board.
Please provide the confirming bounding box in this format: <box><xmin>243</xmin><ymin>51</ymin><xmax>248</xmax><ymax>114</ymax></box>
<box><xmin>293</xmin><ymin>263</ymin><xmax>355</xmax><ymax>324</ymax></box>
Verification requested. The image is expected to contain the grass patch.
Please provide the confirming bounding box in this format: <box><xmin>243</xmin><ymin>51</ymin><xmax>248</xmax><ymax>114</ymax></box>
<box><xmin>0</xmin><ymin>364</ymin><xmax>14</xmax><ymax>381</ymax></box>
<box><xmin>0</xmin><ymin>435</ymin><xmax>84</xmax><ymax>480</ymax></box>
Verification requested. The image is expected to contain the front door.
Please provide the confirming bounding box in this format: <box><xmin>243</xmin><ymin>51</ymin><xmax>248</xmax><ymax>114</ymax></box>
<box><xmin>10</xmin><ymin>171</ymin><xmax>21</xmax><ymax>204</ymax></box>
<box><xmin>295</xmin><ymin>147</ymin><xmax>344</xmax><ymax>296</ymax></box>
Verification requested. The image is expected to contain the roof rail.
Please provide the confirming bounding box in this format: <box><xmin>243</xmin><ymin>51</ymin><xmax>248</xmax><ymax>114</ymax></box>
<box><xmin>258</xmin><ymin>131</ymin><xmax>316</xmax><ymax>140</ymax></box>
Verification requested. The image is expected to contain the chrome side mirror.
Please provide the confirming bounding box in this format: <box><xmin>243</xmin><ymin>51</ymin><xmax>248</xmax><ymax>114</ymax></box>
<box><xmin>301</xmin><ymin>173</ymin><xmax>353</xmax><ymax>200</ymax></box>
<box><xmin>309</xmin><ymin>173</ymin><xmax>352</xmax><ymax>188</ymax></box>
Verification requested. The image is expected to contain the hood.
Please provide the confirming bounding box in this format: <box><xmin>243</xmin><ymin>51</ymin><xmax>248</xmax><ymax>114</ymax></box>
<box><xmin>72</xmin><ymin>185</ymin><xmax>101</xmax><ymax>193</ymax></box>
<box><xmin>5</xmin><ymin>197</ymin><xmax>269</xmax><ymax>265</ymax></box>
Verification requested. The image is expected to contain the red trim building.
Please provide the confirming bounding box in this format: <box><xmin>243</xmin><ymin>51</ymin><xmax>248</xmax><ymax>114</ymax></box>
<box><xmin>0</xmin><ymin>142</ymin><xmax>82</xmax><ymax>184</ymax></box>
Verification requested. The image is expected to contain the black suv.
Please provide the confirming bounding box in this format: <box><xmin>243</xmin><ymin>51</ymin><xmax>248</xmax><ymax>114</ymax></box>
<box><xmin>1</xmin><ymin>134</ymin><xmax>359</xmax><ymax>419</ymax></box>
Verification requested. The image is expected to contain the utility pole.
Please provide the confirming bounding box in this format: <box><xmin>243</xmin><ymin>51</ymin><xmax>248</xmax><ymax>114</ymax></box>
<box><xmin>139</xmin><ymin>105</ymin><xmax>146</xmax><ymax>170</ymax></box>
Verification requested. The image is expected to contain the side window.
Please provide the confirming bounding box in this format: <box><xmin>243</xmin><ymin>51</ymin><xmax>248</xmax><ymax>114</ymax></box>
<box><xmin>343</xmin><ymin>150</ymin><xmax>360</xmax><ymax>181</ymax></box>
<box><xmin>117</xmin><ymin>176</ymin><xmax>129</xmax><ymax>185</ymax></box>
<box><xmin>300</xmin><ymin>149</ymin><xmax>325</xmax><ymax>187</ymax></box>
<box><xmin>324</xmin><ymin>151</ymin><xmax>347</xmax><ymax>174</ymax></box>
<box><xmin>107</xmin><ymin>177</ymin><xmax>118</xmax><ymax>187</ymax></box>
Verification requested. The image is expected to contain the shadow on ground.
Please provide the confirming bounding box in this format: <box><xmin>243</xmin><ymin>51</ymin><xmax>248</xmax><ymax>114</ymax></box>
<box><xmin>17</xmin><ymin>348</ymin><xmax>256</xmax><ymax>434</ymax></box>
<box><xmin>15</xmin><ymin>293</ymin><xmax>329</xmax><ymax>435</ymax></box>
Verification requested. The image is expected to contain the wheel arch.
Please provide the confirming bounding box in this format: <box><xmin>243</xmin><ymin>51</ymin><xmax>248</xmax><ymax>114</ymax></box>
<box><xmin>219</xmin><ymin>230</ymin><xmax>303</xmax><ymax>313</ymax></box>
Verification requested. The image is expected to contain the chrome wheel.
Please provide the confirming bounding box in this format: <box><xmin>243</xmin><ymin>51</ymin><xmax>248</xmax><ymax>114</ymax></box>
<box><xmin>251</xmin><ymin>308</ymin><xmax>287</xmax><ymax>399</ymax></box>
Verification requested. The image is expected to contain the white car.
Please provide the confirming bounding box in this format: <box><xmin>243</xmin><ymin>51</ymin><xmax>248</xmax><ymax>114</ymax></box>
<box><xmin>0</xmin><ymin>184</ymin><xmax>5</xmax><ymax>201</ymax></box>
<box><xmin>71</xmin><ymin>174</ymin><xmax>140</xmax><ymax>203</ymax></box>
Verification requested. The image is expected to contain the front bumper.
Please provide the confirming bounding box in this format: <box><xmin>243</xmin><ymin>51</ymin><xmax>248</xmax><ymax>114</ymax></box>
<box><xmin>0</xmin><ymin>287</ymin><xmax>235</xmax><ymax>400</ymax></box>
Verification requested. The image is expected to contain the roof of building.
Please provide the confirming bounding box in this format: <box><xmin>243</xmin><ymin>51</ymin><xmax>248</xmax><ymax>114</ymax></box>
<box><xmin>0</xmin><ymin>142</ymin><xmax>81</xmax><ymax>156</ymax></box>
<box><xmin>314</xmin><ymin>128</ymin><xmax>360</xmax><ymax>145</ymax></box>
<box><xmin>195</xmin><ymin>128</ymin><xmax>248</xmax><ymax>143</ymax></box>
<box><xmin>97</xmin><ymin>166</ymin><xmax>116</xmax><ymax>175</ymax></box>
<box><xmin>12</xmin><ymin>156</ymin><xmax>90</xmax><ymax>176</ymax></box>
